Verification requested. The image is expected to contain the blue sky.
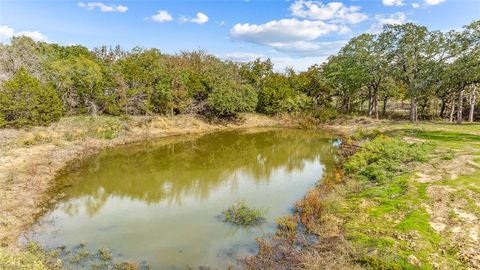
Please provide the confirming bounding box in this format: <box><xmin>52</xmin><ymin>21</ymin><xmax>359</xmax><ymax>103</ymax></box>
<box><xmin>1</xmin><ymin>0</ymin><xmax>479</xmax><ymax>70</ymax></box>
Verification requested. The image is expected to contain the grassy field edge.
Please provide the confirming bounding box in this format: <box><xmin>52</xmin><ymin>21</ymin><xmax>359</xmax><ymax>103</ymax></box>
<box><xmin>245</xmin><ymin>121</ymin><xmax>480</xmax><ymax>270</ymax></box>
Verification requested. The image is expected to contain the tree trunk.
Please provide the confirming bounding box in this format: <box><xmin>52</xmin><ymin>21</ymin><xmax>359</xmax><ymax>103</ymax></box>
<box><xmin>410</xmin><ymin>97</ymin><xmax>417</xmax><ymax>123</ymax></box>
<box><xmin>439</xmin><ymin>98</ymin><xmax>446</xmax><ymax>118</ymax></box>
<box><xmin>383</xmin><ymin>96</ymin><xmax>388</xmax><ymax>116</ymax></box>
<box><xmin>368</xmin><ymin>88</ymin><xmax>374</xmax><ymax>117</ymax></box>
<box><xmin>449</xmin><ymin>101</ymin><xmax>455</xmax><ymax>123</ymax></box>
<box><xmin>374</xmin><ymin>93</ymin><xmax>379</xmax><ymax>119</ymax></box>
<box><xmin>469</xmin><ymin>86</ymin><xmax>477</xmax><ymax>123</ymax></box>
<box><xmin>457</xmin><ymin>89</ymin><xmax>464</xmax><ymax>124</ymax></box>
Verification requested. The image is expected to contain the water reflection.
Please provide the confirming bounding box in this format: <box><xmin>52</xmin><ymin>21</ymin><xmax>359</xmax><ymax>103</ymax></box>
<box><xmin>32</xmin><ymin>128</ymin><xmax>337</xmax><ymax>269</ymax></box>
<box><xmin>58</xmin><ymin>129</ymin><xmax>337</xmax><ymax>216</ymax></box>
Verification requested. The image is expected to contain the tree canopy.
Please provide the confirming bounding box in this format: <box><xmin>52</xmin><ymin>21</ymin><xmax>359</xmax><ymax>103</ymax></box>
<box><xmin>0</xmin><ymin>20</ymin><xmax>478</xmax><ymax>127</ymax></box>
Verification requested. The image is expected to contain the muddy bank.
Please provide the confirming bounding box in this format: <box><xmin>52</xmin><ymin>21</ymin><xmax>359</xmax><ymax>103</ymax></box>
<box><xmin>0</xmin><ymin>114</ymin><xmax>292</xmax><ymax>247</ymax></box>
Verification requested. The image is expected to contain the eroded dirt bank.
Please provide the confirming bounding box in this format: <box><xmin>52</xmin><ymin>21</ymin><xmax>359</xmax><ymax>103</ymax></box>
<box><xmin>0</xmin><ymin>114</ymin><xmax>291</xmax><ymax>247</ymax></box>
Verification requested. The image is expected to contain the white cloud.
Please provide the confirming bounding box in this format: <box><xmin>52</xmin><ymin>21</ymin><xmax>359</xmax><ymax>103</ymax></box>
<box><xmin>425</xmin><ymin>0</ymin><xmax>445</xmax><ymax>5</ymax></box>
<box><xmin>15</xmin><ymin>31</ymin><xmax>48</xmax><ymax>42</ymax></box>
<box><xmin>222</xmin><ymin>52</ymin><xmax>265</xmax><ymax>63</ymax></box>
<box><xmin>220</xmin><ymin>52</ymin><xmax>329</xmax><ymax>72</ymax></box>
<box><xmin>382</xmin><ymin>0</ymin><xmax>404</xmax><ymax>7</ymax></box>
<box><xmin>290</xmin><ymin>0</ymin><xmax>368</xmax><ymax>24</ymax></box>
<box><xmin>151</xmin><ymin>10</ymin><xmax>173</xmax><ymax>23</ymax></box>
<box><xmin>0</xmin><ymin>25</ymin><xmax>14</xmax><ymax>42</ymax></box>
<box><xmin>269</xmin><ymin>40</ymin><xmax>346</xmax><ymax>56</ymax></box>
<box><xmin>368</xmin><ymin>12</ymin><xmax>407</xmax><ymax>34</ymax></box>
<box><xmin>231</xmin><ymin>18</ymin><xmax>339</xmax><ymax>45</ymax></box>
<box><xmin>181</xmin><ymin>12</ymin><xmax>209</xmax><ymax>24</ymax></box>
<box><xmin>270</xmin><ymin>56</ymin><xmax>329</xmax><ymax>71</ymax></box>
<box><xmin>0</xmin><ymin>25</ymin><xmax>48</xmax><ymax>43</ymax></box>
<box><xmin>78</xmin><ymin>2</ymin><xmax>128</xmax><ymax>13</ymax></box>
<box><xmin>412</xmin><ymin>3</ymin><xmax>421</xmax><ymax>8</ymax></box>
<box><xmin>338</xmin><ymin>25</ymin><xmax>351</xmax><ymax>34</ymax></box>
<box><xmin>191</xmin><ymin>12</ymin><xmax>209</xmax><ymax>24</ymax></box>
<box><xmin>230</xmin><ymin>1</ymin><xmax>359</xmax><ymax>58</ymax></box>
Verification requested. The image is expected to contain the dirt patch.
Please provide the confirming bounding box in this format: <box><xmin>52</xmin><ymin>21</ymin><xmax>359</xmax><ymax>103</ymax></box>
<box><xmin>416</xmin><ymin>153</ymin><xmax>477</xmax><ymax>183</ymax></box>
<box><xmin>402</xmin><ymin>136</ymin><xmax>426</xmax><ymax>144</ymax></box>
<box><xmin>427</xmin><ymin>184</ymin><xmax>480</xmax><ymax>268</ymax></box>
<box><xmin>0</xmin><ymin>114</ymin><xmax>290</xmax><ymax>247</ymax></box>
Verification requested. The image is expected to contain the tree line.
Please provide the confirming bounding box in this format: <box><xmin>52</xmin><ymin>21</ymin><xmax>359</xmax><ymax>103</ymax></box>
<box><xmin>0</xmin><ymin>20</ymin><xmax>478</xmax><ymax>127</ymax></box>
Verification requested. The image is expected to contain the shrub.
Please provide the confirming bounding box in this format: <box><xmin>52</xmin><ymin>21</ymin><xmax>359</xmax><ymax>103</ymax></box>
<box><xmin>295</xmin><ymin>188</ymin><xmax>325</xmax><ymax>228</ymax></box>
<box><xmin>222</xmin><ymin>200</ymin><xmax>265</xmax><ymax>226</ymax></box>
<box><xmin>0</xmin><ymin>112</ymin><xmax>6</xmax><ymax>128</ymax></box>
<box><xmin>207</xmin><ymin>82</ymin><xmax>257</xmax><ymax>118</ymax></box>
<box><xmin>0</xmin><ymin>67</ymin><xmax>62</xmax><ymax>127</ymax></box>
<box><xmin>344</xmin><ymin>136</ymin><xmax>430</xmax><ymax>183</ymax></box>
<box><xmin>276</xmin><ymin>216</ymin><xmax>298</xmax><ymax>238</ymax></box>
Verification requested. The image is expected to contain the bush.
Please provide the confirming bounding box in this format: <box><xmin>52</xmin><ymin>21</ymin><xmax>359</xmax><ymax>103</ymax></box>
<box><xmin>222</xmin><ymin>200</ymin><xmax>265</xmax><ymax>226</ymax></box>
<box><xmin>276</xmin><ymin>216</ymin><xmax>298</xmax><ymax>238</ymax></box>
<box><xmin>344</xmin><ymin>136</ymin><xmax>430</xmax><ymax>183</ymax></box>
<box><xmin>258</xmin><ymin>74</ymin><xmax>311</xmax><ymax>115</ymax></box>
<box><xmin>0</xmin><ymin>67</ymin><xmax>62</xmax><ymax>127</ymax></box>
<box><xmin>0</xmin><ymin>112</ymin><xmax>6</xmax><ymax>128</ymax></box>
<box><xmin>295</xmin><ymin>188</ymin><xmax>325</xmax><ymax>228</ymax></box>
<box><xmin>207</xmin><ymin>82</ymin><xmax>257</xmax><ymax>118</ymax></box>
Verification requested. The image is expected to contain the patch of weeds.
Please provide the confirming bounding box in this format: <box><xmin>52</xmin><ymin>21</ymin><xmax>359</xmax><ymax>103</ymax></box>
<box><xmin>114</xmin><ymin>261</ymin><xmax>141</xmax><ymax>270</ymax></box>
<box><xmin>448</xmin><ymin>210</ymin><xmax>461</xmax><ymax>224</ymax></box>
<box><xmin>275</xmin><ymin>216</ymin><xmax>298</xmax><ymax>238</ymax></box>
<box><xmin>442</xmin><ymin>169</ymin><xmax>480</xmax><ymax>194</ymax></box>
<box><xmin>338</xmin><ymin>134</ymin><xmax>467</xmax><ymax>268</ymax></box>
<box><xmin>351</xmin><ymin>128</ymin><xmax>382</xmax><ymax>141</ymax></box>
<box><xmin>295</xmin><ymin>188</ymin><xmax>326</xmax><ymax>230</ymax></box>
<box><xmin>440</xmin><ymin>152</ymin><xmax>455</xmax><ymax>160</ymax></box>
<box><xmin>344</xmin><ymin>135</ymin><xmax>431</xmax><ymax>183</ymax></box>
<box><xmin>396</xmin><ymin>209</ymin><xmax>440</xmax><ymax>245</ymax></box>
<box><xmin>388</xmin><ymin>129</ymin><xmax>480</xmax><ymax>150</ymax></box>
<box><xmin>222</xmin><ymin>200</ymin><xmax>266</xmax><ymax>226</ymax></box>
<box><xmin>96</xmin><ymin>127</ymin><xmax>117</xmax><ymax>139</ymax></box>
<box><xmin>98</xmin><ymin>247</ymin><xmax>113</xmax><ymax>261</ymax></box>
<box><xmin>0</xmin><ymin>242</ymin><xmax>62</xmax><ymax>270</ymax></box>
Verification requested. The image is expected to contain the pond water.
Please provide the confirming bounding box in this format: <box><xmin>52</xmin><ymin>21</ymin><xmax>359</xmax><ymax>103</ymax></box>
<box><xmin>28</xmin><ymin>128</ymin><xmax>338</xmax><ymax>269</ymax></box>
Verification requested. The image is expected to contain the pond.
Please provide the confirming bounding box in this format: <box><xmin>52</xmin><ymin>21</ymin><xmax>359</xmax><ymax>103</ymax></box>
<box><xmin>27</xmin><ymin>128</ymin><xmax>338</xmax><ymax>269</ymax></box>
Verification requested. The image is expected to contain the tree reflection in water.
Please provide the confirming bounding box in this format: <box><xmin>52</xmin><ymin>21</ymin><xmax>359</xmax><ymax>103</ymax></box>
<box><xmin>55</xmin><ymin>128</ymin><xmax>337</xmax><ymax>217</ymax></box>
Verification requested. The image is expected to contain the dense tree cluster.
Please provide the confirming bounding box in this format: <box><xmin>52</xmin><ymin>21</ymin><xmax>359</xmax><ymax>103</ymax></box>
<box><xmin>0</xmin><ymin>20</ymin><xmax>478</xmax><ymax>127</ymax></box>
<box><xmin>323</xmin><ymin>20</ymin><xmax>480</xmax><ymax>123</ymax></box>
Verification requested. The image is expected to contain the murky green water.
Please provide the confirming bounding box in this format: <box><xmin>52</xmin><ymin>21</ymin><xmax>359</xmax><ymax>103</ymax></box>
<box><xmin>29</xmin><ymin>128</ymin><xmax>338</xmax><ymax>269</ymax></box>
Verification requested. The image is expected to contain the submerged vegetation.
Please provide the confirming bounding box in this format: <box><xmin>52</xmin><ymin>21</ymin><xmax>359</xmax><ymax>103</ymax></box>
<box><xmin>222</xmin><ymin>200</ymin><xmax>266</xmax><ymax>227</ymax></box>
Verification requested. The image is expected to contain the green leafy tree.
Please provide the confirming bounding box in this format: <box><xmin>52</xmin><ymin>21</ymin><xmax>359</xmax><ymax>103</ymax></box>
<box><xmin>381</xmin><ymin>23</ymin><xmax>437</xmax><ymax>122</ymax></box>
<box><xmin>0</xmin><ymin>67</ymin><xmax>62</xmax><ymax>127</ymax></box>
<box><xmin>207</xmin><ymin>82</ymin><xmax>257</xmax><ymax>117</ymax></box>
<box><xmin>48</xmin><ymin>56</ymin><xmax>108</xmax><ymax>115</ymax></box>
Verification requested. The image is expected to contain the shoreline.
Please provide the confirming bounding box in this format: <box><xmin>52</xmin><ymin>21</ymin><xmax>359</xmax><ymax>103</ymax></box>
<box><xmin>0</xmin><ymin>113</ymin><xmax>293</xmax><ymax>247</ymax></box>
<box><xmin>2</xmin><ymin>116</ymin><xmax>479</xmax><ymax>269</ymax></box>
<box><xmin>245</xmin><ymin>121</ymin><xmax>480</xmax><ymax>269</ymax></box>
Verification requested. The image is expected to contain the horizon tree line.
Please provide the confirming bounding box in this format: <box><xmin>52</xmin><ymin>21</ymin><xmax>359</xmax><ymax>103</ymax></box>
<box><xmin>0</xmin><ymin>20</ymin><xmax>478</xmax><ymax>127</ymax></box>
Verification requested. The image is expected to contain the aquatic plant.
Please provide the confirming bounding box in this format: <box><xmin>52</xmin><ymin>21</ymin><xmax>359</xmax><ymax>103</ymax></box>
<box><xmin>275</xmin><ymin>215</ymin><xmax>298</xmax><ymax>238</ymax></box>
<box><xmin>222</xmin><ymin>200</ymin><xmax>265</xmax><ymax>226</ymax></box>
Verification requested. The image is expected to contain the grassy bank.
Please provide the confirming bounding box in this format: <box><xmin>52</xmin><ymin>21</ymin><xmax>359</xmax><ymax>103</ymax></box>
<box><xmin>245</xmin><ymin>120</ymin><xmax>480</xmax><ymax>269</ymax></box>
<box><xmin>0</xmin><ymin>113</ymin><xmax>290</xmax><ymax>254</ymax></box>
